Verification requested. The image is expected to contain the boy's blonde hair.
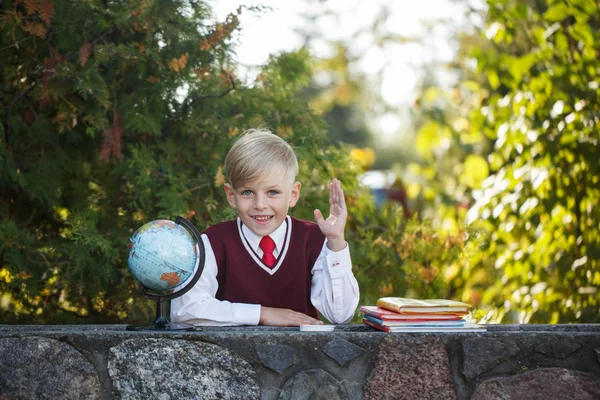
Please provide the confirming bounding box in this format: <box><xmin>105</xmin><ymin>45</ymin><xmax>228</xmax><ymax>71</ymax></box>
<box><xmin>224</xmin><ymin>129</ymin><xmax>299</xmax><ymax>188</ymax></box>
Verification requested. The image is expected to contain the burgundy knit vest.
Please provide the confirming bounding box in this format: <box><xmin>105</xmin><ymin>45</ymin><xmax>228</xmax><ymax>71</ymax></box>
<box><xmin>204</xmin><ymin>217</ymin><xmax>325</xmax><ymax>319</ymax></box>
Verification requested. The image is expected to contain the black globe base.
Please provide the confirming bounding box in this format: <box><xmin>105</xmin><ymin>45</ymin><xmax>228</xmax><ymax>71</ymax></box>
<box><xmin>126</xmin><ymin>296</ymin><xmax>195</xmax><ymax>331</ymax></box>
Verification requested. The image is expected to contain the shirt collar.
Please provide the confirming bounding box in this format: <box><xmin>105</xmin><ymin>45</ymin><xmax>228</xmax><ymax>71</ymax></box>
<box><xmin>240</xmin><ymin>216</ymin><xmax>288</xmax><ymax>254</ymax></box>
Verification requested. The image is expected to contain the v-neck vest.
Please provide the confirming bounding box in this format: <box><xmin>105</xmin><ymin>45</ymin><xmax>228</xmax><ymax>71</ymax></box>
<box><xmin>204</xmin><ymin>217</ymin><xmax>325</xmax><ymax>318</ymax></box>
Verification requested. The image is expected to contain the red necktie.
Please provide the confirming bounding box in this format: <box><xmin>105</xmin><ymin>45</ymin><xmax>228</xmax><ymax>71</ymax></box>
<box><xmin>259</xmin><ymin>235</ymin><xmax>276</xmax><ymax>268</ymax></box>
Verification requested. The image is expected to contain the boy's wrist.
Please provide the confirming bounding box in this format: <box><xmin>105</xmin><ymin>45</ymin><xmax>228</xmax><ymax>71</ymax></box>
<box><xmin>326</xmin><ymin>237</ymin><xmax>346</xmax><ymax>252</ymax></box>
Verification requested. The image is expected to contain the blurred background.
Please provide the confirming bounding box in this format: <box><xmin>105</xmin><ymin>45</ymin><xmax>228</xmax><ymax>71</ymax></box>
<box><xmin>1</xmin><ymin>0</ymin><xmax>598</xmax><ymax>324</ymax></box>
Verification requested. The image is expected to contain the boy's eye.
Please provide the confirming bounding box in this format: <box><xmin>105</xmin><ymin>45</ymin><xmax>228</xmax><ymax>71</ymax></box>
<box><xmin>268</xmin><ymin>190</ymin><xmax>280</xmax><ymax>195</ymax></box>
<box><xmin>241</xmin><ymin>190</ymin><xmax>253</xmax><ymax>196</ymax></box>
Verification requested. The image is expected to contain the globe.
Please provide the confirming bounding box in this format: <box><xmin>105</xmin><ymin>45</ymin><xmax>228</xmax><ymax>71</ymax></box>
<box><xmin>128</xmin><ymin>219</ymin><xmax>199</xmax><ymax>292</ymax></box>
<box><xmin>126</xmin><ymin>217</ymin><xmax>205</xmax><ymax>331</ymax></box>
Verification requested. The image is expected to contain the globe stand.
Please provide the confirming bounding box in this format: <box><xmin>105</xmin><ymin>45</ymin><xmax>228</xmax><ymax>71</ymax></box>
<box><xmin>125</xmin><ymin>291</ymin><xmax>196</xmax><ymax>331</ymax></box>
<box><xmin>126</xmin><ymin>216</ymin><xmax>205</xmax><ymax>331</ymax></box>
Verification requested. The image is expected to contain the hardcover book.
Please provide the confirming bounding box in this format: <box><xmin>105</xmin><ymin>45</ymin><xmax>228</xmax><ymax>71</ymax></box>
<box><xmin>376</xmin><ymin>297</ymin><xmax>471</xmax><ymax>314</ymax></box>
<box><xmin>360</xmin><ymin>306</ymin><xmax>463</xmax><ymax>321</ymax></box>
<box><xmin>363</xmin><ymin>318</ymin><xmax>486</xmax><ymax>333</ymax></box>
<box><xmin>362</xmin><ymin>314</ymin><xmax>465</xmax><ymax>327</ymax></box>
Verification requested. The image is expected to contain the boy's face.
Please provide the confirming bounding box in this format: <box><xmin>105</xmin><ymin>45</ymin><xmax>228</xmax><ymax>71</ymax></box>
<box><xmin>225</xmin><ymin>174</ymin><xmax>300</xmax><ymax>237</ymax></box>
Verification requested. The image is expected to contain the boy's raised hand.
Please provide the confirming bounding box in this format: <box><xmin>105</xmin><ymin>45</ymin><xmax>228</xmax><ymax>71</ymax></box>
<box><xmin>314</xmin><ymin>178</ymin><xmax>347</xmax><ymax>252</ymax></box>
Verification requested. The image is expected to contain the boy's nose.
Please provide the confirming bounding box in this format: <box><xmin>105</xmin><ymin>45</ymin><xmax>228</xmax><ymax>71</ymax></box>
<box><xmin>254</xmin><ymin>195</ymin><xmax>267</xmax><ymax>209</ymax></box>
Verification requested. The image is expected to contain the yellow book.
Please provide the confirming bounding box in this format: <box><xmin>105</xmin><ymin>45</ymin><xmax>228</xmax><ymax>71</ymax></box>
<box><xmin>376</xmin><ymin>297</ymin><xmax>471</xmax><ymax>314</ymax></box>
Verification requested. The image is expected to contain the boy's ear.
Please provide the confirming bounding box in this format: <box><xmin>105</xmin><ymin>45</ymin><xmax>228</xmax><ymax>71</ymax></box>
<box><xmin>224</xmin><ymin>183</ymin><xmax>237</xmax><ymax>209</ymax></box>
<box><xmin>288</xmin><ymin>181</ymin><xmax>301</xmax><ymax>208</ymax></box>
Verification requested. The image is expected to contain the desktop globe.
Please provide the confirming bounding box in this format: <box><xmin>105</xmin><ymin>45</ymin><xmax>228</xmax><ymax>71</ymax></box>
<box><xmin>126</xmin><ymin>216</ymin><xmax>205</xmax><ymax>330</ymax></box>
<box><xmin>128</xmin><ymin>219</ymin><xmax>197</xmax><ymax>291</ymax></box>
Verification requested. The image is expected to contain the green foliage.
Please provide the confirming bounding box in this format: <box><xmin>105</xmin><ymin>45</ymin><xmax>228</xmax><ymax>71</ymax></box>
<box><xmin>0</xmin><ymin>0</ymin><xmax>351</xmax><ymax>323</ymax></box>
<box><xmin>462</xmin><ymin>0</ymin><xmax>600</xmax><ymax>323</ymax></box>
<box><xmin>404</xmin><ymin>79</ymin><xmax>493</xmax><ymax>235</ymax></box>
<box><xmin>348</xmin><ymin>206</ymin><xmax>469</xmax><ymax>311</ymax></box>
<box><xmin>393</xmin><ymin>0</ymin><xmax>600</xmax><ymax>323</ymax></box>
<box><xmin>303</xmin><ymin>44</ymin><xmax>374</xmax><ymax>149</ymax></box>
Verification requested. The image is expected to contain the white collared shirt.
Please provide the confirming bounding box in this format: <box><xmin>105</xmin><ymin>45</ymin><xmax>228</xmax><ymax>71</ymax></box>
<box><xmin>171</xmin><ymin>216</ymin><xmax>360</xmax><ymax>325</ymax></box>
<box><xmin>241</xmin><ymin>218</ymin><xmax>286</xmax><ymax>259</ymax></box>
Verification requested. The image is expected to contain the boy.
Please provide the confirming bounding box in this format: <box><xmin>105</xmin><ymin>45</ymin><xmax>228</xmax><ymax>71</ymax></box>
<box><xmin>171</xmin><ymin>129</ymin><xmax>359</xmax><ymax>326</ymax></box>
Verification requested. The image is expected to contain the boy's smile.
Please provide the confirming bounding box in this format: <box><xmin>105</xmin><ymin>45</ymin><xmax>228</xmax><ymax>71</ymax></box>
<box><xmin>225</xmin><ymin>176</ymin><xmax>301</xmax><ymax>237</ymax></box>
<box><xmin>252</xmin><ymin>215</ymin><xmax>274</xmax><ymax>224</ymax></box>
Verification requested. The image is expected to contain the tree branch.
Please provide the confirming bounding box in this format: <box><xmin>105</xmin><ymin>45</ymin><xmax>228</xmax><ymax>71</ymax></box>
<box><xmin>193</xmin><ymin>72</ymin><xmax>236</xmax><ymax>103</ymax></box>
<box><xmin>5</xmin><ymin>83</ymin><xmax>37</xmax><ymax>147</ymax></box>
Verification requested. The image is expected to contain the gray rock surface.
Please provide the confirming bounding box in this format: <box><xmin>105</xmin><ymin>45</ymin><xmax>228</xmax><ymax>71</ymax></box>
<box><xmin>255</xmin><ymin>343</ymin><xmax>296</xmax><ymax>373</ymax></box>
<box><xmin>279</xmin><ymin>369</ymin><xmax>348</xmax><ymax>400</ymax></box>
<box><xmin>323</xmin><ymin>338</ymin><xmax>365</xmax><ymax>367</ymax></box>
<box><xmin>535</xmin><ymin>337</ymin><xmax>582</xmax><ymax>359</ymax></box>
<box><xmin>0</xmin><ymin>337</ymin><xmax>102</xmax><ymax>400</ymax></box>
<box><xmin>107</xmin><ymin>338</ymin><xmax>260</xmax><ymax>399</ymax></box>
<box><xmin>471</xmin><ymin>367</ymin><xmax>600</xmax><ymax>400</ymax></box>
<box><xmin>3</xmin><ymin>325</ymin><xmax>600</xmax><ymax>400</ymax></box>
<box><xmin>363</xmin><ymin>335</ymin><xmax>455</xmax><ymax>400</ymax></box>
<box><xmin>462</xmin><ymin>337</ymin><xmax>520</xmax><ymax>379</ymax></box>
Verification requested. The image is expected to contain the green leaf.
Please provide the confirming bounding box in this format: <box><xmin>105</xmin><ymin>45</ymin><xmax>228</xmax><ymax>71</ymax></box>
<box><xmin>461</xmin><ymin>80</ymin><xmax>481</xmax><ymax>92</ymax></box>
<box><xmin>488</xmin><ymin>71</ymin><xmax>500</xmax><ymax>89</ymax></box>
<box><xmin>554</xmin><ymin>32</ymin><xmax>569</xmax><ymax>51</ymax></box>
<box><xmin>570</xmin><ymin>22</ymin><xmax>595</xmax><ymax>48</ymax></box>
<box><xmin>544</xmin><ymin>3</ymin><xmax>570</xmax><ymax>22</ymax></box>
<box><xmin>508</xmin><ymin>53</ymin><xmax>536</xmax><ymax>80</ymax></box>
<box><xmin>461</xmin><ymin>155</ymin><xmax>490</xmax><ymax>189</ymax></box>
<box><xmin>416</xmin><ymin>122</ymin><xmax>445</xmax><ymax>160</ymax></box>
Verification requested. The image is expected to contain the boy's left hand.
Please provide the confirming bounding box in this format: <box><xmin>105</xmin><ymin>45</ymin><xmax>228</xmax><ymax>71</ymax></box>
<box><xmin>314</xmin><ymin>178</ymin><xmax>347</xmax><ymax>252</ymax></box>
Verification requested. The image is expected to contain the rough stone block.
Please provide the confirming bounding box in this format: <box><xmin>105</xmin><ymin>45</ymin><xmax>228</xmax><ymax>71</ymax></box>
<box><xmin>462</xmin><ymin>337</ymin><xmax>520</xmax><ymax>379</ymax></box>
<box><xmin>107</xmin><ymin>338</ymin><xmax>260</xmax><ymax>399</ymax></box>
<box><xmin>255</xmin><ymin>343</ymin><xmax>296</xmax><ymax>373</ymax></box>
<box><xmin>535</xmin><ymin>338</ymin><xmax>582</xmax><ymax>359</ymax></box>
<box><xmin>323</xmin><ymin>338</ymin><xmax>365</xmax><ymax>367</ymax></box>
<box><xmin>471</xmin><ymin>367</ymin><xmax>600</xmax><ymax>399</ymax></box>
<box><xmin>363</xmin><ymin>335</ymin><xmax>455</xmax><ymax>400</ymax></box>
<box><xmin>279</xmin><ymin>369</ymin><xmax>348</xmax><ymax>400</ymax></box>
<box><xmin>0</xmin><ymin>337</ymin><xmax>102</xmax><ymax>399</ymax></box>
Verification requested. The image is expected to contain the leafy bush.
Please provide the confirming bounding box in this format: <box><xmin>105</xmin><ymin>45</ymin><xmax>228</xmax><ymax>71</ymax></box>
<box><xmin>460</xmin><ymin>0</ymin><xmax>600</xmax><ymax>323</ymax></box>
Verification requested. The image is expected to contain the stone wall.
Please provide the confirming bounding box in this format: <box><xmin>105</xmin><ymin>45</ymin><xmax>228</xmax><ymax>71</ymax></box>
<box><xmin>2</xmin><ymin>324</ymin><xmax>600</xmax><ymax>399</ymax></box>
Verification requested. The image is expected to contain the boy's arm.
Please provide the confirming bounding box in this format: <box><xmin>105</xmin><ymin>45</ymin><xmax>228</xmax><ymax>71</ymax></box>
<box><xmin>312</xmin><ymin>178</ymin><xmax>360</xmax><ymax>323</ymax></box>
<box><xmin>259</xmin><ymin>307</ymin><xmax>323</xmax><ymax>326</ymax></box>
<box><xmin>170</xmin><ymin>234</ymin><xmax>260</xmax><ymax>326</ymax></box>
<box><xmin>310</xmin><ymin>242</ymin><xmax>360</xmax><ymax>324</ymax></box>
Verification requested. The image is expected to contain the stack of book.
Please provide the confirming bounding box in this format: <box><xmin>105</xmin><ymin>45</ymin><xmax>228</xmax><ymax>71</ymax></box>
<box><xmin>361</xmin><ymin>297</ymin><xmax>486</xmax><ymax>333</ymax></box>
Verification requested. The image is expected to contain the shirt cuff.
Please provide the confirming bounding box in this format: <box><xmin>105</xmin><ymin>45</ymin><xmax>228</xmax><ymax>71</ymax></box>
<box><xmin>232</xmin><ymin>303</ymin><xmax>261</xmax><ymax>325</ymax></box>
<box><xmin>324</xmin><ymin>243</ymin><xmax>352</xmax><ymax>278</ymax></box>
